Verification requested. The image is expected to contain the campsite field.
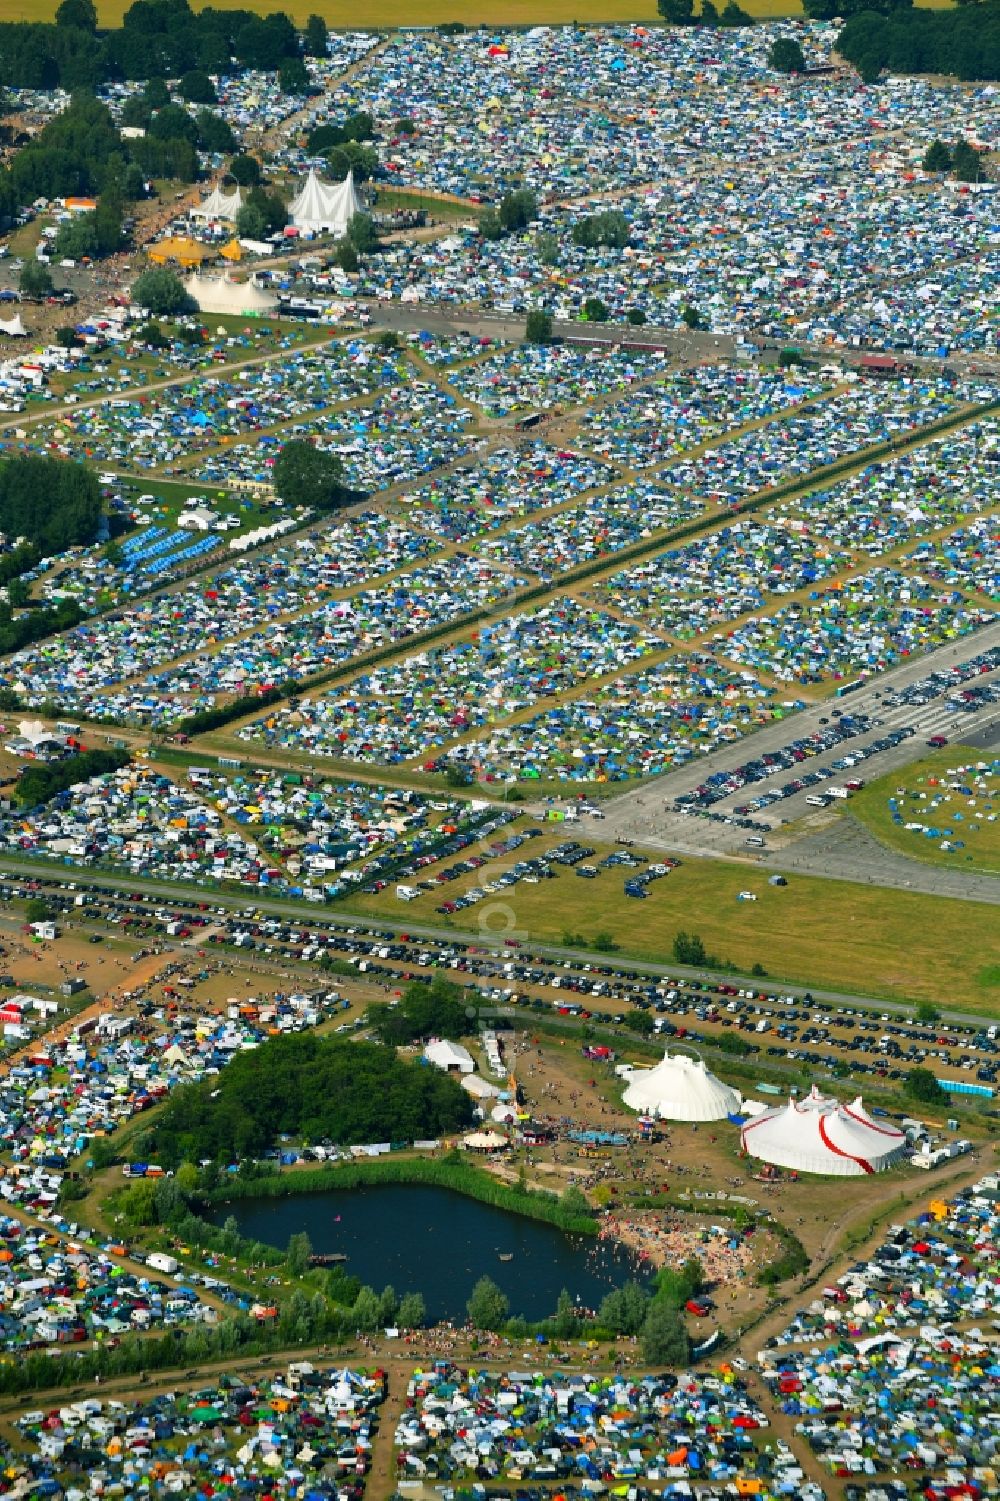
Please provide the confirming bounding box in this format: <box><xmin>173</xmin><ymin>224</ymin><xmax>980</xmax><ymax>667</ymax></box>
<box><xmin>340</xmin><ymin>833</ymin><xmax>1000</xmax><ymax>1013</ymax></box>
<box><xmin>29</xmin><ymin>0</ymin><xmax>956</xmax><ymax>27</ymax></box>
<box><xmin>850</xmin><ymin>746</ymin><xmax>1000</xmax><ymax>878</ymax></box>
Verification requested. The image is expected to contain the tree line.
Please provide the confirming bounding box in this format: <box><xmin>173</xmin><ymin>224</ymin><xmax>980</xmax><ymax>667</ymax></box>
<box><xmin>17</xmin><ymin>746</ymin><xmax>131</xmax><ymax>809</ymax></box>
<box><xmin>149</xmin><ymin>1031</ymin><xmax>476</xmax><ymax>1164</ymax></box>
<box><xmin>837</xmin><ymin>1</ymin><xmax>1000</xmax><ymax>84</ymax></box>
<box><xmin>0</xmin><ymin>0</ymin><xmax>325</xmax><ymax>91</ymax></box>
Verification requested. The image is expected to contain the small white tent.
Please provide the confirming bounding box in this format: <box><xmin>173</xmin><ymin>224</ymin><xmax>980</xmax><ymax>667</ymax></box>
<box><xmin>622</xmin><ymin>1052</ymin><xmax>740</xmax><ymax>1122</ymax></box>
<box><xmin>289</xmin><ymin>168</ymin><xmax>363</xmax><ymax>236</ymax></box>
<box><xmin>740</xmin><ymin>1086</ymin><xmax>907</xmax><ymax>1176</ymax></box>
<box><xmin>0</xmin><ymin>315</ymin><xmax>27</xmax><ymax>337</ymax></box>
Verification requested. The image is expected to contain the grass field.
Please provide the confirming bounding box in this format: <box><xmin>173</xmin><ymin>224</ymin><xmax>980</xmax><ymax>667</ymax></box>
<box><xmin>850</xmin><ymin>746</ymin><xmax>1000</xmax><ymax>877</ymax></box>
<box><xmin>15</xmin><ymin>0</ymin><xmax>955</xmax><ymax>27</ymax></box>
<box><xmin>340</xmin><ymin>834</ymin><xmax>1000</xmax><ymax>1012</ymax></box>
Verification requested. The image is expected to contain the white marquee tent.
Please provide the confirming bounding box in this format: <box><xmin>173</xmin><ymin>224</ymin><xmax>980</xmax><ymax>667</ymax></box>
<box><xmin>740</xmin><ymin>1086</ymin><xmax>908</xmax><ymax>1176</ymax></box>
<box><xmin>191</xmin><ymin>184</ymin><xmax>244</xmax><ymax>222</ymax></box>
<box><xmin>0</xmin><ymin>315</ymin><xmax>27</xmax><ymax>337</ymax></box>
<box><xmin>183</xmin><ymin>273</ymin><xmax>278</xmax><ymax>316</ymax></box>
<box><xmin>289</xmin><ymin>168</ymin><xmax>363</xmax><ymax>236</ymax></box>
<box><xmin>622</xmin><ymin>1052</ymin><xmax>741</xmax><ymax>1122</ymax></box>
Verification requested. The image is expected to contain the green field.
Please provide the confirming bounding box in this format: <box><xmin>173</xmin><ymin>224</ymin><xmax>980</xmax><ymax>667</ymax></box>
<box><xmin>340</xmin><ymin>834</ymin><xmax>1000</xmax><ymax>1013</ymax></box>
<box><xmin>851</xmin><ymin>747</ymin><xmax>1000</xmax><ymax>877</ymax></box>
<box><xmin>17</xmin><ymin>0</ymin><xmax>955</xmax><ymax>26</ymax></box>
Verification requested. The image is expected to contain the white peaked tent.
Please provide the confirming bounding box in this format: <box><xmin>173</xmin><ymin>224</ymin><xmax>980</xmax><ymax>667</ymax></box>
<box><xmin>289</xmin><ymin>168</ymin><xmax>363</xmax><ymax>236</ymax></box>
<box><xmin>183</xmin><ymin>273</ymin><xmax>278</xmax><ymax>316</ymax></box>
<box><xmin>740</xmin><ymin>1086</ymin><xmax>908</xmax><ymax>1176</ymax></box>
<box><xmin>192</xmin><ymin>184</ymin><xmax>244</xmax><ymax>222</ymax></box>
<box><xmin>622</xmin><ymin>1051</ymin><xmax>741</xmax><ymax>1122</ymax></box>
<box><xmin>0</xmin><ymin>314</ymin><xmax>27</xmax><ymax>337</ymax></box>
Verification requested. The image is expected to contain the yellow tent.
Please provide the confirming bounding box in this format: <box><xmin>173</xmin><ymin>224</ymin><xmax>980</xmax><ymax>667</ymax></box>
<box><xmin>219</xmin><ymin>238</ymin><xmax>243</xmax><ymax>262</ymax></box>
<box><xmin>147</xmin><ymin>237</ymin><xmax>209</xmax><ymax>267</ymax></box>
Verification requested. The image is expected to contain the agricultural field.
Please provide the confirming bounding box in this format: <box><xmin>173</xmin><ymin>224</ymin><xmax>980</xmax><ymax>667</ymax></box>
<box><xmin>337</xmin><ymin>828</ymin><xmax>1000</xmax><ymax>1012</ymax></box>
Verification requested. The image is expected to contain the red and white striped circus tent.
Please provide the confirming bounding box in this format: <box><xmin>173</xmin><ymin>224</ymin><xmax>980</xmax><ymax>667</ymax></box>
<box><xmin>740</xmin><ymin>1086</ymin><xmax>907</xmax><ymax>1176</ymax></box>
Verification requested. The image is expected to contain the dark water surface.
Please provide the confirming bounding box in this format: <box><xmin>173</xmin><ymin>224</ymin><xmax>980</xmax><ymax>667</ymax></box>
<box><xmin>214</xmin><ymin>1182</ymin><xmax>648</xmax><ymax>1322</ymax></box>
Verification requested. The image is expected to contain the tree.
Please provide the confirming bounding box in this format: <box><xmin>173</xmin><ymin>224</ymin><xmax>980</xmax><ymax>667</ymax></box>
<box><xmin>286</xmin><ymin>1230</ymin><xmax>312</xmax><ymax>1275</ymax></box>
<box><xmin>179</xmin><ymin>69</ymin><xmax>216</xmax><ymax>103</ymax></box>
<box><xmin>273</xmin><ymin>439</ymin><xmax>348</xmax><ymax>512</ymax></box>
<box><xmin>536</xmin><ymin>230</ymin><xmax>559</xmax><ymax>266</ymax></box>
<box><xmin>196</xmin><ymin>110</ymin><xmax>235</xmax><ymax>154</ymax></box>
<box><xmin>655</xmin><ymin>1257</ymin><xmax>704</xmax><ymax>1305</ymax></box>
<box><xmin>19</xmin><ymin>260</ymin><xmax>53</xmax><ymax>299</ymax></box>
<box><xmin>627</xmin><ymin>308</ymin><xmax>647</xmax><ymax>325</ymax></box>
<box><xmin>143</xmin><ymin>79</ymin><xmax>171</xmax><ymax>110</ymax></box>
<box><xmin>658</xmin><ymin>0</ymin><xmax>696</xmax><ymax>22</ymax></box>
<box><xmin>236</xmin><ymin>202</ymin><xmax>266</xmax><ymax>240</ymax></box>
<box><xmin>0</xmin><ymin>456</ymin><xmax>102</xmax><ymax>554</ymax></box>
<box><xmin>572</xmin><ymin>209</ymin><xmax>629</xmax><ymax>250</ymax></box>
<box><xmin>466</xmin><ymin>1275</ymin><xmax>509</xmax><ymax>1330</ymax></box>
<box><xmin>551</xmin><ymin>1288</ymin><xmax>580</xmax><ymax>1338</ymax></box>
<box><xmin>55</xmin><ymin>0</ymin><xmax>97</xmax><ymax>29</ymax></box>
<box><xmin>641</xmin><ymin>1299</ymin><xmax>691</xmax><ymax>1365</ymax></box>
<box><xmin>951</xmin><ymin>138</ymin><xmax>987</xmax><ymax>182</ymax></box>
<box><xmin>148</xmin><ymin>103</ymin><xmax>199</xmax><ymax>145</ymax></box>
<box><xmin>680</xmin><ymin>304</ymin><xmax>704</xmax><ymax>330</ymax></box>
<box><xmin>54</xmin><ymin>325</ymin><xmax>79</xmax><ymax>349</ymax></box>
<box><xmin>131</xmin><ymin>268</ymin><xmax>196</xmax><ymax>316</ymax></box>
<box><xmin>498</xmin><ymin>188</ymin><xmax>537</xmax><ymax>232</ymax></box>
<box><xmin>325</xmin><ymin>140</ymin><xmax>379</xmax><ymax>183</ymax></box>
<box><xmin>398</xmin><ymin>1291</ymin><xmax>426</xmax><ymax>1328</ymax></box>
<box><xmin>719</xmin><ymin>0</ymin><xmax>754</xmax><ymax>22</ymax></box>
<box><xmin>922</xmin><ymin>140</ymin><xmax>952</xmax><ymax>172</ymax></box>
<box><xmin>54</xmin><ymin>215</ymin><xmax>99</xmax><ymax>260</ymax></box>
<box><xmin>304</xmin><ymin>14</ymin><xmax>328</xmax><ymax>56</ymax></box>
<box><xmin>229</xmin><ymin>152</ymin><xmax>262</xmax><ymax>186</ymax></box>
<box><xmin>914</xmin><ymin>1001</ymin><xmax>941</xmax><ymax>1024</ymax></box>
<box><xmin>599</xmin><ymin>1280</ymin><xmax>651</xmax><ymax>1334</ymax></box>
<box><xmin>25</xmin><ymin>897</ymin><xmax>52</xmax><ymax>925</ymax></box>
<box><xmin>904</xmin><ymin>1067</ymin><xmax>948</xmax><ymax>1105</ymax></box>
<box><xmin>672</xmin><ymin>930</ymin><xmax>706</xmax><ymax>966</ymax></box>
<box><xmin>583</xmin><ymin>296</ymin><xmax>608</xmax><ymax>322</ymax></box>
<box><xmin>525</xmin><ymin>308</ymin><xmax>553</xmax><ymax>345</ymax></box>
<box><xmin>346</xmin><ymin>213</ymin><xmax>378</xmax><ymax>254</ymax></box>
<box><xmin>560</xmin><ymin>1184</ymin><xmax>593</xmax><ymax>1220</ymax></box>
<box><xmin>700</xmin><ymin>0</ymin><xmax>720</xmax><ymax>21</ymax></box>
<box><xmin>278</xmin><ymin>57</ymin><xmax>310</xmax><ymax>95</ymax></box>
<box><xmin>769</xmin><ymin>38</ymin><xmax>806</xmax><ymax>74</ymax></box>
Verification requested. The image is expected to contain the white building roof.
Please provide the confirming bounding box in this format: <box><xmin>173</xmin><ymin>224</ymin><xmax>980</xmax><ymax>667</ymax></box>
<box><xmin>622</xmin><ymin>1052</ymin><xmax>741</xmax><ymax>1122</ymax></box>
<box><xmin>460</xmin><ymin>1072</ymin><xmax>500</xmax><ymax>1098</ymax></box>
<box><xmin>740</xmin><ymin>1086</ymin><xmax>908</xmax><ymax>1176</ymax></box>
<box><xmin>424</xmin><ymin>1039</ymin><xmax>474</xmax><ymax>1073</ymax></box>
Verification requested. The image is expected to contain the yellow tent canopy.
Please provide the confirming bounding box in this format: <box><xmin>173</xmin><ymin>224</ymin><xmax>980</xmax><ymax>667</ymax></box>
<box><xmin>147</xmin><ymin>236</ymin><xmax>209</xmax><ymax>267</ymax></box>
<box><xmin>219</xmin><ymin>238</ymin><xmax>243</xmax><ymax>262</ymax></box>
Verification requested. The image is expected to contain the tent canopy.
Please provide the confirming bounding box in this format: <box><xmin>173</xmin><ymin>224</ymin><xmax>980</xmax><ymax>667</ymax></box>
<box><xmin>289</xmin><ymin>168</ymin><xmax>363</xmax><ymax>236</ymax></box>
<box><xmin>741</xmin><ymin>1086</ymin><xmax>907</xmax><ymax>1176</ymax></box>
<box><xmin>191</xmin><ymin>184</ymin><xmax>244</xmax><ymax>222</ymax></box>
<box><xmin>183</xmin><ymin>273</ymin><xmax>278</xmax><ymax>316</ymax></box>
<box><xmin>623</xmin><ymin>1052</ymin><xmax>740</xmax><ymax>1122</ymax></box>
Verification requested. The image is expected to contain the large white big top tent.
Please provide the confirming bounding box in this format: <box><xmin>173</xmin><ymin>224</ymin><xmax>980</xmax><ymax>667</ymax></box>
<box><xmin>184</xmin><ymin>274</ymin><xmax>278</xmax><ymax>316</ymax></box>
<box><xmin>740</xmin><ymin>1086</ymin><xmax>907</xmax><ymax>1176</ymax></box>
<box><xmin>622</xmin><ymin>1051</ymin><xmax>741</xmax><ymax>1122</ymax></box>
<box><xmin>289</xmin><ymin>168</ymin><xmax>363</xmax><ymax>236</ymax></box>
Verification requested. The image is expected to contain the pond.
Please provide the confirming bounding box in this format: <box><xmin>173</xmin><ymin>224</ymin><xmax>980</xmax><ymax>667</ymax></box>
<box><xmin>213</xmin><ymin>1182</ymin><xmax>649</xmax><ymax>1322</ymax></box>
